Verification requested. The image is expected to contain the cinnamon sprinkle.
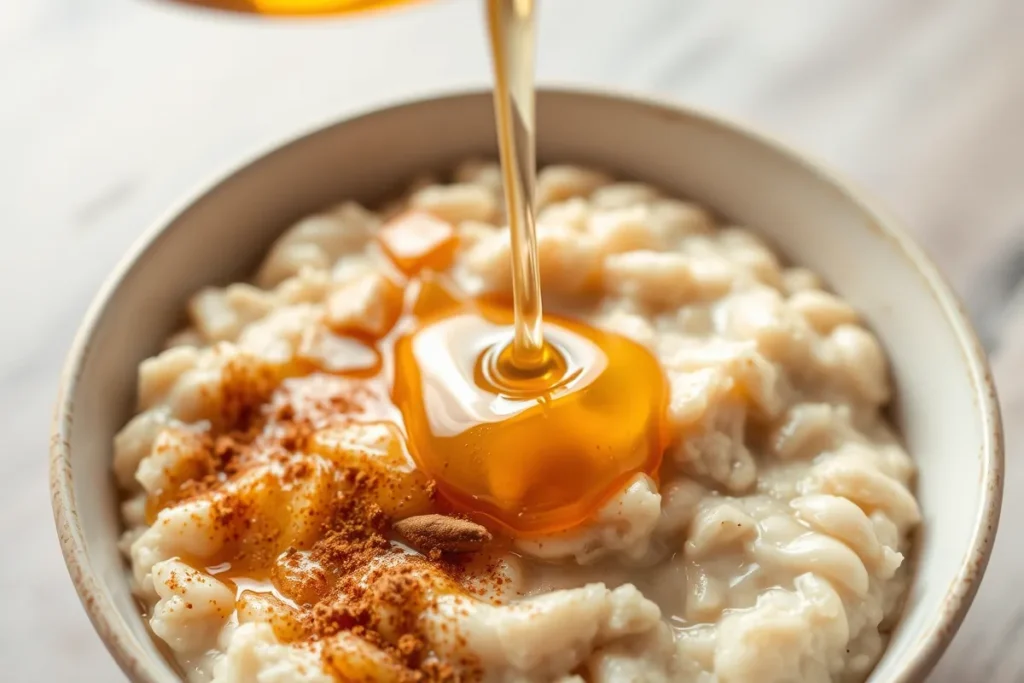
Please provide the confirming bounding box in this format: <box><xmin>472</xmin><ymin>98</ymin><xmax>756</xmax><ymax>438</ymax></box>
<box><xmin>145</xmin><ymin>362</ymin><xmax>491</xmax><ymax>681</ymax></box>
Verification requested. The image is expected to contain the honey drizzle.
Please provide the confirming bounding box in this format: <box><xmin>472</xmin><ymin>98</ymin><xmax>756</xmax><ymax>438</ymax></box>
<box><xmin>486</xmin><ymin>0</ymin><xmax>546</xmax><ymax>373</ymax></box>
<box><xmin>152</xmin><ymin>0</ymin><xmax>672</xmax><ymax>544</ymax></box>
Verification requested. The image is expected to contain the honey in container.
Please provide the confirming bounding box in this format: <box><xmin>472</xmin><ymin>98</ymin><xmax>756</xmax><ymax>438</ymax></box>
<box><xmin>173</xmin><ymin>0</ymin><xmax>424</xmax><ymax>16</ymax></box>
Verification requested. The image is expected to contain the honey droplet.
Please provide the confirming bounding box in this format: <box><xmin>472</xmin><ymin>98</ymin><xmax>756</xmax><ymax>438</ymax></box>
<box><xmin>409</xmin><ymin>273</ymin><xmax>464</xmax><ymax>321</ymax></box>
<box><xmin>325</xmin><ymin>274</ymin><xmax>404</xmax><ymax>341</ymax></box>
<box><xmin>393</xmin><ymin>304</ymin><xmax>669</xmax><ymax>536</ymax></box>
<box><xmin>377</xmin><ymin>211</ymin><xmax>458</xmax><ymax>276</ymax></box>
<box><xmin>296</xmin><ymin>327</ymin><xmax>381</xmax><ymax>376</ymax></box>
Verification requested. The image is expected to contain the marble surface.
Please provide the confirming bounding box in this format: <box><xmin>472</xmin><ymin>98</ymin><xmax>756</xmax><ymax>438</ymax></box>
<box><xmin>2</xmin><ymin>0</ymin><xmax>1022</xmax><ymax>680</ymax></box>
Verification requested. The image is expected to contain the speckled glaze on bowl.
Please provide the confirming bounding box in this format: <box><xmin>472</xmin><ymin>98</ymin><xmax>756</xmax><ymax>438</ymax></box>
<box><xmin>50</xmin><ymin>88</ymin><xmax>1003</xmax><ymax>683</ymax></box>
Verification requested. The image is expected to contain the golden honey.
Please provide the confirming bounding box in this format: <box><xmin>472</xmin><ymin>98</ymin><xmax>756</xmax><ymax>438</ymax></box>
<box><xmin>392</xmin><ymin>299</ymin><xmax>670</xmax><ymax>535</ymax></box>
<box><xmin>169</xmin><ymin>0</ymin><xmax>672</xmax><ymax>539</ymax></box>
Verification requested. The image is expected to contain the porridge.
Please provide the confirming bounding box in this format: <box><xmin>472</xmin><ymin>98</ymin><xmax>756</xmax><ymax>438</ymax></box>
<box><xmin>115</xmin><ymin>161</ymin><xmax>919</xmax><ymax>683</ymax></box>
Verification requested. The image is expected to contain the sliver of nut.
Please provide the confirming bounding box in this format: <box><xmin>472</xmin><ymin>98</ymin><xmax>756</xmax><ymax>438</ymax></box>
<box><xmin>393</xmin><ymin>514</ymin><xmax>492</xmax><ymax>554</ymax></box>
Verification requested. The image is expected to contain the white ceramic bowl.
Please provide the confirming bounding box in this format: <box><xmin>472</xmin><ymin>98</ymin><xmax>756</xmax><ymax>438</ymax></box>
<box><xmin>51</xmin><ymin>89</ymin><xmax>1003</xmax><ymax>683</ymax></box>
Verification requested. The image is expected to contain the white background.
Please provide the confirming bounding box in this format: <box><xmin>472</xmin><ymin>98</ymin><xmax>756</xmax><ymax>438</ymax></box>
<box><xmin>2</xmin><ymin>0</ymin><xmax>1022</xmax><ymax>680</ymax></box>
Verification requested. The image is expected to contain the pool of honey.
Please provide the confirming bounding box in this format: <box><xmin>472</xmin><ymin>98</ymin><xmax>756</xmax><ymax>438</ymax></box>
<box><xmin>394</xmin><ymin>293</ymin><xmax>670</xmax><ymax>535</ymax></box>
<box><xmin>146</xmin><ymin>260</ymin><xmax>669</xmax><ymax>540</ymax></box>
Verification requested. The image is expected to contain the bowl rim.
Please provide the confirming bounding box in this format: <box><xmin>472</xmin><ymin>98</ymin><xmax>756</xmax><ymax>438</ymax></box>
<box><xmin>50</xmin><ymin>85</ymin><xmax>1004</xmax><ymax>683</ymax></box>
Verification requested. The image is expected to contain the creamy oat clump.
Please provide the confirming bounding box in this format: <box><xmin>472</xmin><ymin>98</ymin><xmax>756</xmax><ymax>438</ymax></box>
<box><xmin>116</xmin><ymin>161</ymin><xmax>920</xmax><ymax>683</ymax></box>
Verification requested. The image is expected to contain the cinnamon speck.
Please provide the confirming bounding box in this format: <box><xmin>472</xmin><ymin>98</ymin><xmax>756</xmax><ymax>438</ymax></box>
<box><xmin>141</xmin><ymin>368</ymin><xmax>493</xmax><ymax>681</ymax></box>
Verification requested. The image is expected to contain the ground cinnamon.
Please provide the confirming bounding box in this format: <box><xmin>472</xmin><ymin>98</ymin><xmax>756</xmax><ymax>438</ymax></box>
<box><xmin>145</xmin><ymin>363</ymin><xmax>491</xmax><ymax>681</ymax></box>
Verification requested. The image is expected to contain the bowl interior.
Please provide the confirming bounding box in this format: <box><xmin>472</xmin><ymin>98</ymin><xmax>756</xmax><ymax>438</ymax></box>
<box><xmin>53</xmin><ymin>89</ymin><xmax>1001</xmax><ymax>683</ymax></box>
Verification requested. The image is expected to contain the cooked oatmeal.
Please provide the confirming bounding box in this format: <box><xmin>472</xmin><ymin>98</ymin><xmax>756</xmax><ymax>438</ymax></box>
<box><xmin>116</xmin><ymin>161</ymin><xmax>919</xmax><ymax>683</ymax></box>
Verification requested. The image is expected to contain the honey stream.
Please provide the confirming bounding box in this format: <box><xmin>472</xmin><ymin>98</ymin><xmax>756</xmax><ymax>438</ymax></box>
<box><xmin>486</xmin><ymin>0</ymin><xmax>545</xmax><ymax>371</ymax></box>
<box><xmin>160</xmin><ymin>0</ymin><xmax>670</xmax><ymax>537</ymax></box>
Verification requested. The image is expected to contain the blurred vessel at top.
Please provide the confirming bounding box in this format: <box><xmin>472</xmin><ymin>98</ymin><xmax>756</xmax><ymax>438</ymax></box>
<box><xmin>173</xmin><ymin>0</ymin><xmax>425</xmax><ymax>17</ymax></box>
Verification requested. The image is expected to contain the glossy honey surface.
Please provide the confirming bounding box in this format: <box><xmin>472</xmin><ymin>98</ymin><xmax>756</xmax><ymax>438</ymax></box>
<box><xmin>393</xmin><ymin>299</ymin><xmax>670</xmax><ymax>535</ymax></box>
<box><xmin>168</xmin><ymin>0</ymin><xmax>672</xmax><ymax>539</ymax></box>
